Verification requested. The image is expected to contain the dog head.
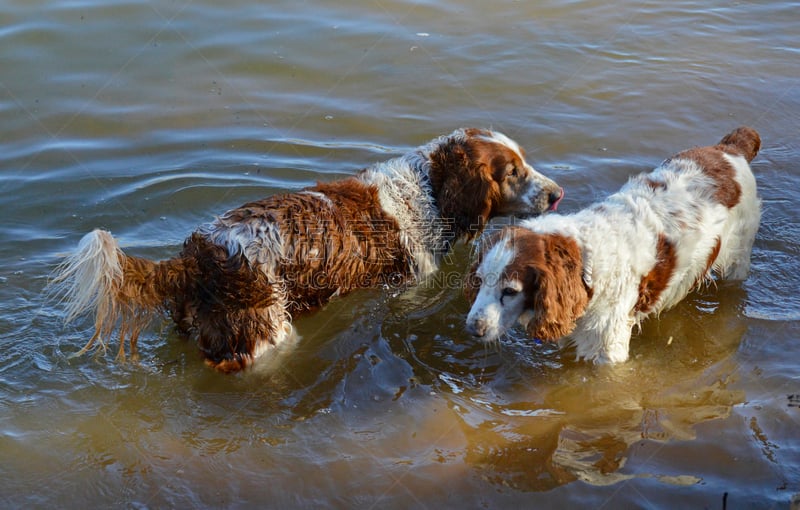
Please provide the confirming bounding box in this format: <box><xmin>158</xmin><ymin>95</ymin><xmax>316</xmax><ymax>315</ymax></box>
<box><xmin>464</xmin><ymin>226</ymin><xmax>589</xmax><ymax>343</ymax></box>
<box><xmin>428</xmin><ymin>129</ymin><xmax>562</xmax><ymax>239</ymax></box>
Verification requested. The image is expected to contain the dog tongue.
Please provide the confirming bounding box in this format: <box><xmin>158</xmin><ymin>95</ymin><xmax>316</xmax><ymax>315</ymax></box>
<box><xmin>548</xmin><ymin>188</ymin><xmax>564</xmax><ymax>211</ymax></box>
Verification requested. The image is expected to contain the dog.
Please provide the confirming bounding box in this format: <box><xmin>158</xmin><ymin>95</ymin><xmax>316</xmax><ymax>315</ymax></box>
<box><xmin>464</xmin><ymin>126</ymin><xmax>761</xmax><ymax>363</ymax></box>
<box><xmin>52</xmin><ymin>128</ymin><xmax>563</xmax><ymax>372</ymax></box>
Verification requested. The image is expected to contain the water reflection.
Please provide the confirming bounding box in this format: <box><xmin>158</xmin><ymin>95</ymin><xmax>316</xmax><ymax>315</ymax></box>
<box><xmin>2</xmin><ymin>0</ymin><xmax>798</xmax><ymax>504</ymax></box>
<box><xmin>387</xmin><ymin>282</ymin><xmax>749</xmax><ymax>491</ymax></box>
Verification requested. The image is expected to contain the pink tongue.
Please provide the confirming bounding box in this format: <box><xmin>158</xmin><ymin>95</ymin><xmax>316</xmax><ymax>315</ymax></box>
<box><xmin>548</xmin><ymin>188</ymin><xmax>564</xmax><ymax>211</ymax></box>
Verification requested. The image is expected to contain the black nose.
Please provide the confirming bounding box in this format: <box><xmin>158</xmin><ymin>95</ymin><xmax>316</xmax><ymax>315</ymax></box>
<box><xmin>467</xmin><ymin>319</ymin><xmax>487</xmax><ymax>337</ymax></box>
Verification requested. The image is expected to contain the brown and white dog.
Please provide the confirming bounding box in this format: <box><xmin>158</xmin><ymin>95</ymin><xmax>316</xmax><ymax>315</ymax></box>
<box><xmin>53</xmin><ymin>128</ymin><xmax>562</xmax><ymax>372</ymax></box>
<box><xmin>464</xmin><ymin>127</ymin><xmax>761</xmax><ymax>363</ymax></box>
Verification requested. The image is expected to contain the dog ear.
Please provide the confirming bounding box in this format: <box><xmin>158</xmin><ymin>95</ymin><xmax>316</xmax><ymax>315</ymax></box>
<box><xmin>524</xmin><ymin>235</ymin><xmax>589</xmax><ymax>341</ymax></box>
<box><xmin>429</xmin><ymin>139</ymin><xmax>500</xmax><ymax>240</ymax></box>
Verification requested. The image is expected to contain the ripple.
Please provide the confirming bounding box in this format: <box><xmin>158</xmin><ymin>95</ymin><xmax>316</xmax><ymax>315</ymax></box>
<box><xmin>1</xmin><ymin>0</ymin><xmax>799</xmax><ymax>506</ymax></box>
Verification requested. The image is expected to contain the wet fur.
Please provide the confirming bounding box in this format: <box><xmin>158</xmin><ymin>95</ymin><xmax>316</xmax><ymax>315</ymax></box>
<box><xmin>52</xmin><ymin>128</ymin><xmax>561</xmax><ymax>372</ymax></box>
<box><xmin>465</xmin><ymin>127</ymin><xmax>761</xmax><ymax>363</ymax></box>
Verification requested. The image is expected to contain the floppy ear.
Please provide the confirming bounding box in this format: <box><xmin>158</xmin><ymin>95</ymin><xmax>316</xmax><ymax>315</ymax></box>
<box><xmin>524</xmin><ymin>235</ymin><xmax>590</xmax><ymax>341</ymax></box>
<box><xmin>429</xmin><ymin>142</ymin><xmax>499</xmax><ymax>240</ymax></box>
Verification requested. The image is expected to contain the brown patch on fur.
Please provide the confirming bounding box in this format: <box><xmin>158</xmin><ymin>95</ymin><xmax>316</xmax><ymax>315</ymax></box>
<box><xmin>281</xmin><ymin>179</ymin><xmax>411</xmax><ymax>311</ymax></box>
<box><xmin>84</xmin><ymin>177</ymin><xmax>414</xmax><ymax>373</ymax></box>
<box><xmin>668</xmin><ymin>126</ymin><xmax>760</xmax><ymax>209</ymax></box>
<box><xmin>497</xmin><ymin>228</ymin><xmax>590</xmax><ymax>341</ymax></box>
<box><xmin>84</xmin><ymin>251</ymin><xmax>199</xmax><ymax>362</ymax></box>
<box><xmin>673</xmin><ymin>147</ymin><xmax>742</xmax><ymax>208</ymax></box>
<box><xmin>172</xmin><ymin>233</ymin><xmax>279</xmax><ymax>371</ymax></box>
<box><xmin>695</xmin><ymin>237</ymin><xmax>722</xmax><ymax>288</ymax></box>
<box><xmin>429</xmin><ymin>129</ymin><xmax>525</xmax><ymax>240</ymax></box>
<box><xmin>645</xmin><ymin>178</ymin><xmax>667</xmax><ymax>192</ymax></box>
<box><xmin>634</xmin><ymin>234</ymin><xmax>677</xmax><ymax>314</ymax></box>
<box><xmin>719</xmin><ymin>126</ymin><xmax>761</xmax><ymax>163</ymax></box>
<box><xmin>173</xmin><ymin>178</ymin><xmax>413</xmax><ymax>371</ymax></box>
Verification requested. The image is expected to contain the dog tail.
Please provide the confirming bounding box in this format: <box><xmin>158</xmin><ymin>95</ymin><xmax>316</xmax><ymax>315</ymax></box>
<box><xmin>50</xmin><ymin>229</ymin><xmax>189</xmax><ymax>361</ymax></box>
<box><xmin>719</xmin><ymin>126</ymin><xmax>760</xmax><ymax>163</ymax></box>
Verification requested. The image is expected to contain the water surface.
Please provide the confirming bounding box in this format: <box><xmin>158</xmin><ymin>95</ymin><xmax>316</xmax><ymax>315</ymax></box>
<box><xmin>1</xmin><ymin>1</ymin><xmax>799</xmax><ymax>507</ymax></box>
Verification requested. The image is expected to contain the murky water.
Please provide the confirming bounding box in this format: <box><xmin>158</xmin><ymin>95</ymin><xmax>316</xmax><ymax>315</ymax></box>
<box><xmin>1</xmin><ymin>0</ymin><xmax>799</xmax><ymax>507</ymax></box>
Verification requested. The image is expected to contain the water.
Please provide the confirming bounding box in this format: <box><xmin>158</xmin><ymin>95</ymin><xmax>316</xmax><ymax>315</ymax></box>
<box><xmin>1</xmin><ymin>0</ymin><xmax>799</xmax><ymax>507</ymax></box>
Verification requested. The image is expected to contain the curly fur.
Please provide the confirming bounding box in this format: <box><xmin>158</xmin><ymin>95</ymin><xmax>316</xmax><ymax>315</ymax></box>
<box><xmin>52</xmin><ymin>128</ymin><xmax>561</xmax><ymax>372</ymax></box>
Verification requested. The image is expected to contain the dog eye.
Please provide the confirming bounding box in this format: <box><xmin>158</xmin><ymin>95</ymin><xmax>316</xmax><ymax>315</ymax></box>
<box><xmin>501</xmin><ymin>287</ymin><xmax>519</xmax><ymax>297</ymax></box>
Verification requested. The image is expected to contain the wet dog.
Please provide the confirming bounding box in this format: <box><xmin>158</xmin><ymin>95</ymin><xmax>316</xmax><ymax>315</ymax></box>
<box><xmin>53</xmin><ymin>128</ymin><xmax>562</xmax><ymax>372</ymax></box>
<box><xmin>464</xmin><ymin>127</ymin><xmax>760</xmax><ymax>363</ymax></box>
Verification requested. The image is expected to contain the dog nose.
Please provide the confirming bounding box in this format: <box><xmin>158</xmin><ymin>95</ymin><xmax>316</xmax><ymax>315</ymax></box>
<box><xmin>467</xmin><ymin>318</ymin><xmax>487</xmax><ymax>337</ymax></box>
<box><xmin>547</xmin><ymin>187</ymin><xmax>564</xmax><ymax>211</ymax></box>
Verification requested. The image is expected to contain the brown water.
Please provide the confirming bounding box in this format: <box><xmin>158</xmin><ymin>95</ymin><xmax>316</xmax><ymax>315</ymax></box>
<box><xmin>1</xmin><ymin>1</ymin><xmax>799</xmax><ymax>508</ymax></box>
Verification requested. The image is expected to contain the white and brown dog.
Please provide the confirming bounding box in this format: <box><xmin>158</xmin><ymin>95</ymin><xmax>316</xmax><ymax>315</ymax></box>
<box><xmin>53</xmin><ymin>128</ymin><xmax>562</xmax><ymax>372</ymax></box>
<box><xmin>465</xmin><ymin>127</ymin><xmax>761</xmax><ymax>363</ymax></box>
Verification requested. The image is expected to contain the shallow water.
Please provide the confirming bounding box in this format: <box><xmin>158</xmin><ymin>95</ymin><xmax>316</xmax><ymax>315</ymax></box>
<box><xmin>1</xmin><ymin>0</ymin><xmax>799</xmax><ymax>508</ymax></box>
